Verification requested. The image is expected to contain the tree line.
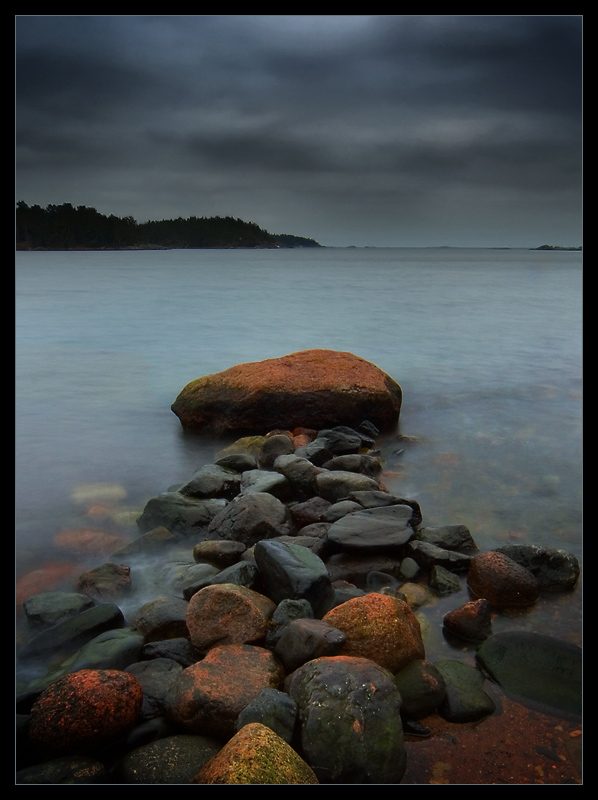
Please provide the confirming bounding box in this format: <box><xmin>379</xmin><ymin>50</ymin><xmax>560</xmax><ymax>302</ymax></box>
<box><xmin>15</xmin><ymin>201</ymin><xmax>321</xmax><ymax>250</ymax></box>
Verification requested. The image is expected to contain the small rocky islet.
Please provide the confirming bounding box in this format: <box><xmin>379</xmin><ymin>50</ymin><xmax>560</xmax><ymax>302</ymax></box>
<box><xmin>15</xmin><ymin>351</ymin><xmax>582</xmax><ymax>784</ymax></box>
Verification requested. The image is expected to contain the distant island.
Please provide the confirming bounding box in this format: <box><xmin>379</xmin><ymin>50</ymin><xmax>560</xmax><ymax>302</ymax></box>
<box><xmin>531</xmin><ymin>244</ymin><xmax>582</xmax><ymax>251</ymax></box>
<box><xmin>15</xmin><ymin>201</ymin><xmax>322</xmax><ymax>251</ymax></box>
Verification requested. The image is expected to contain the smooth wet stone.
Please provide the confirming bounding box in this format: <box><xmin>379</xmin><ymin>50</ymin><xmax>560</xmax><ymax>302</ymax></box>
<box><xmin>415</xmin><ymin>524</ymin><xmax>479</xmax><ymax>552</ymax></box>
<box><xmin>130</xmin><ymin>596</ymin><xmax>190</xmax><ymax>642</ymax></box>
<box><xmin>394</xmin><ymin>659</ymin><xmax>447</xmax><ymax>720</ymax></box>
<box><xmin>274</xmin><ymin>617</ymin><xmax>346</xmax><ymax>672</ymax></box>
<box><xmin>326</xmin><ymin>503</ymin><xmax>414</xmax><ymax>553</ymax></box>
<box><xmin>254</xmin><ymin>540</ymin><xmax>334</xmax><ymax>615</ymax></box>
<box><xmin>16</xmin><ymin>755</ymin><xmax>109</xmax><ymax>784</ymax></box>
<box><xmin>257</xmin><ymin>433</ymin><xmax>295</xmax><ymax>467</ymax></box>
<box><xmin>137</xmin><ymin>492</ymin><xmax>227</xmax><ymax>535</ymax></box>
<box><xmin>476</xmin><ymin>631</ymin><xmax>582</xmax><ymax>715</ymax></box>
<box><xmin>285</xmin><ymin>655</ymin><xmax>406</xmax><ymax>784</ymax></box>
<box><xmin>435</xmin><ymin>659</ymin><xmax>496</xmax><ymax>723</ymax></box>
<box><xmin>22</xmin><ymin>592</ymin><xmax>94</xmax><ymax>628</ymax></box>
<box><xmin>18</xmin><ymin>602</ymin><xmax>125</xmax><ymax>662</ymax></box>
<box><xmin>192</xmin><ymin>539</ymin><xmax>247</xmax><ymax>567</ymax></box>
<box><xmin>322</xmin><ymin>453</ymin><xmax>383</xmax><ymax>477</ymax></box>
<box><xmin>235</xmin><ymin>688</ymin><xmax>298</xmax><ymax>743</ymax></box>
<box><xmin>405</xmin><ymin>540</ymin><xmax>472</xmax><ymax>572</ymax></box>
<box><xmin>315</xmin><ymin>470</ymin><xmax>381</xmax><ymax>503</ymax></box>
<box><xmin>206</xmin><ymin>492</ymin><xmax>295</xmax><ymax>546</ymax></box>
<box><xmin>239</xmin><ymin>469</ymin><xmax>292</xmax><ymax>500</ymax></box>
<box><xmin>429</xmin><ymin>564</ymin><xmax>462</xmax><ymax>594</ymax></box>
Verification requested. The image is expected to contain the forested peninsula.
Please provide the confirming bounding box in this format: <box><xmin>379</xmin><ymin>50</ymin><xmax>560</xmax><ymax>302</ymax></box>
<box><xmin>15</xmin><ymin>201</ymin><xmax>322</xmax><ymax>251</ymax></box>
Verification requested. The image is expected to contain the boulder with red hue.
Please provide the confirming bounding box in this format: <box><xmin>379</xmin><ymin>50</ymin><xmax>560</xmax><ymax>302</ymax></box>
<box><xmin>467</xmin><ymin>551</ymin><xmax>540</xmax><ymax>608</ymax></box>
<box><xmin>322</xmin><ymin>592</ymin><xmax>425</xmax><ymax>673</ymax></box>
<box><xmin>28</xmin><ymin>669</ymin><xmax>143</xmax><ymax>756</ymax></box>
<box><xmin>185</xmin><ymin>583</ymin><xmax>276</xmax><ymax>652</ymax></box>
<box><xmin>171</xmin><ymin>349</ymin><xmax>402</xmax><ymax>434</ymax></box>
<box><xmin>165</xmin><ymin>643</ymin><xmax>285</xmax><ymax>739</ymax></box>
<box><xmin>443</xmin><ymin>598</ymin><xmax>493</xmax><ymax>642</ymax></box>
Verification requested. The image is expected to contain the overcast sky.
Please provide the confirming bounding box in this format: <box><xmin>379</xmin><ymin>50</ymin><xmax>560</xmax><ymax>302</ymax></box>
<box><xmin>15</xmin><ymin>15</ymin><xmax>582</xmax><ymax>247</ymax></box>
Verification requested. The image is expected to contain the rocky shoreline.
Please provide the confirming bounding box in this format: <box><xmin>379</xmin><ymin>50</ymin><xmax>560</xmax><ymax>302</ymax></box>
<box><xmin>16</xmin><ymin>422</ymin><xmax>582</xmax><ymax>784</ymax></box>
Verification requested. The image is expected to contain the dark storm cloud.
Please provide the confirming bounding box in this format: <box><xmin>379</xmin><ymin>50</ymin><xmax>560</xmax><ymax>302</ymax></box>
<box><xmin>15</xmin><ymin>15</ymin><xmax>582</xmax><ymax>246</ymax></box>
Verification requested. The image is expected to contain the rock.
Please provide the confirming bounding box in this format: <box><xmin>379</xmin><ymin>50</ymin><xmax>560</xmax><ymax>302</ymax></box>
<box><xmin>434</xmin><ymin>659</ymin><xmax>496</xmax><ymax>723</ymax></box>
<box><xmin>192</xmin><ymin>539</ymin><xmax>247</xmax><ymax>567</ymax></box>
<box><xmin>468</xmin><ymin>551</ymin><xmax>540</xmax><ymax>607</ymax></box>
<box><xmin>274</xmin><ymin>618</ymin><xmax>346</xmax><ymax>672</ymax></box>
<box><xmin>405</xmin><ymin>540</ymin><xmax>472</xmax><ymax>572</ymax></box>
<box><xmin>185</xmin><ymin>583</ymin><xmax>276</xmax><ymax>651</ymax></box>
<box><xmin>494</xmin><ymin>544</ymin><xmax>581</xmax><ymax>592</ymax></box>
<box><xmin>325</xmin><ymin>504</ymin><xmax>415</xmax><ymax>553</ymax></box>
<box><xmin>18</xmin><ymin>602</ymin><xmax>125</xmax><ymax>662</ymax></box>
<box><xmin>394</xmin><ymin>659</ymin><xmax>447</xmax><ymax>720</ymax></box>
<box><xmin>257</xmin><ymin>433</ymin><xmax>295</xmax><ymax>467</ymax></box>
<box><xmin>125</xmin><ymin>658</ymin><xmax>184</xmax><ymax>720</ymax></box>
<box><xmin>165</xmin><ymin>644</ymin><xmax>285</xmax><ymax>739</ymax></box>
<box><xmin>137</xmin><ymin>493</ymin><xmax>227</xmax><ymax>536</ymax></box>
<box><xmin>130</xmin><ymin>595</ymin><xmax>190</xmax><ymax>642</ymax></box>
<box><xmin>53</xmin><ymin>528</ymin><xmax>128</xmax><ymax>556</ymax></box>
<box><xmin>22</xmin><ymin>591</ymin><xmax>95</xmax><ymax>628</ymax></box>
<box><xmin>191</xmin><ymin>722</ymin><xmax>319</xmax><ymax>784</ymax></box>
<box><xmin>443</xmin><ymin>598</ymin><xmax>493</xmax><ymax>642</ymax></box>
<box><xmin>322</xmin><ymin>593</ymin><xmax>425</xmax><ymax>673</ymax></box>
<box><xmin>239</xmin><ymin>469</ymin><xmax>292</xmax><ymax>500</ymax></box>
<box><xmin>285</xmin><ymin>655</ymin><xmax>406</xmax><ymax>784</ymax></box>
<box><xmin>415</xmin><ymin>524</ymin><xmax>479</xmax><ymax>552</ymax></box>
<box><xmin>141</xmin><ymin>637</ymin><xmax>203</xmax><ymax>667</ymax></box>
<box><xmin>182</xmin><ymin>560</ymin><xmax>260</xmax><ymax>599</ymax></box>
<box><xmin>476</xmin><ymin>631</ymin><xmax>582</xmax><ymax>715</ymax></box>
<box><xmin>321</xmin><ymin>499</ymin><xmax>364</xmax><ymax>521</ymax></box>
<box><xmin>289</xmin><ymin>496</ymin><xmax>332</xmax><ymax>528</ymax></box>
<box><xmin>110</xmin><ymin>526</ymin><xmax>179</xmax><ymax>559</ymax></box>
<box><xmin>264</xmin><ymin>598</ymin><xmax>314</xmax><ymax>648</ymax></box>
<box><xmin>116</xmin><ymin>734</ymin><xmax>222</xmax><ymax>784</ymax></box>
<box><xmin>16</xmin><ymin>755</ymin><xmax>108</xmax><ymax>784</ymax></box>
<box><xmin>315</xmin><ymin>470</ymin><xmax>381</xmax><ymax>503</ymax></box>
<box><xmin>273</xmin><ymin>453</ymin><xmax>323</xmax><ymax>497</ymax></box>
<box><xmin>206</xmin><ymin>492</ymin><xmax>295</xmax><ymax>546</ymax></box>
<box><xmin>28</xmin><ymin>669</ymin><xmax>143</xmax><ymax>756</ymax></box>
<box><xmin>235</xmin><ymin>688</ymin><xmax>298</xmax><ymax>743</ymax></box>
<box><xmin>215</xmin><ymin>452</ymin><xmax>257</xmax><ymax>472</ymax></box>
<box><xmin>322</xmin><ymin>453</ymin><xmax>383</xmax><ymax>477</ymax></box>
<box><xmin>253</xmin><ymin>540</ymin><xmax>334</xmax><ymax>615</ymax></box>
<box><xmin>76</xmin><ymin>562</ymin><xmax>132</xmax><ymax>602</ymax></box>
<box><xmin>179</xmin><ymin>464</ymin><xmax>241</xmax><ymax>500</ymax></box>
<box><xmin>429</xmin><ymin>564</ymin><xmax>462</xmax><ymax>594</ymax></box>
<box><xmin>171</xmin><ymin>349</ymin><xmax>402</xmax><ymax>434</ymax></box>
<box><xmin>325</xmin><ymin>552</ymin><xmax>404</xmax><ymax>587</ymax></box>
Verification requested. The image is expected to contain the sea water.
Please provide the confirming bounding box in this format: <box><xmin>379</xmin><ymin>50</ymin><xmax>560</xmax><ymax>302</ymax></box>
<box><xmin>15</xmin><ymin>246</ymin><xmax>582</xmax><ymax>651</ymax></box>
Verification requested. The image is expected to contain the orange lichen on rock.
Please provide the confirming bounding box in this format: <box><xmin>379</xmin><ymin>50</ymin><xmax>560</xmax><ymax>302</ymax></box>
<box><xmin>171</xmin><ymin>349</ymin><xmax>402</xmax><ymax>434</ymax></box>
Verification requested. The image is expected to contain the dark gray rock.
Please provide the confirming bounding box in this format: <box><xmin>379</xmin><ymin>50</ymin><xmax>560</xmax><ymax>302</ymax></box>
<box><xmin>206</xmin><ymin>492</ymin><xmax>295</xmax><ymax>546</ymax></box>
<box><xmin>315</xmin><ymin>428</ymin><xmax>363</xmax><ymax>455</ymax></box>
<box><xmin>326</xmin><ymin>504</ymin><xmax>414</xmax><ymax>553</ymax></box>
<box><xmin>192</xmin><ymin>539</ymin><xmax>247</xmax><ymax>567</ymax></box>
<box><xmin>16</xmin><ymin>756</ymin><xmax>108</xmax><ymax>784</ymax></box>
<box><xmin>254</xmin><ymin>540</ymin><xmax>334</xmax><ymax>616</ymax></box>
<box><xmin>435</xmin><ymin>659</ymin><xmax>496</xmax><ymax>723</ymax></box>
<box><xmin>429</xmin><ymin>564</ymin><xmax>462</xmax><ymax>594</ymax></box>
<box><xmin>416</xmin><ymin>524</ymin><xmax>478</xmax><ymax>552</ymax></box>
<box><xmin>316</xmin><ymin>470</ymin><xmax>381</xmax><ymax>503</ymax></box>
<box><xmin>18</xmin><ymin>602</ymin><xmax>125</xmax><ymax>662</ymax></box>
<box><xmin>235</xmin><ymin>687</ymin><xmax>298</xmax><ymax>743</ymax></box>
<box><xmin>239</xmin><ymin>468</ymin><xmax>292</xmax><ymax>500</ymax></box>
<box><xmin>22</xmin><ymin>592</ymin><xmax>94</xmax><ymax>628</ymax></box>
<box><xmin>405</xmin><ymin>540</ymin><xmax>473</xmax><ymax>572</ymax></box>
<box><xmin>215</xmin><ymin>452</ymin><xmax>257</xmax><ymax>472</ymax></box>
<box><xmin>182</xmin><ymin>559</ymin><xmax>260</xmax><ymax>599</ymax></box>
<box><xmin>179</xmin><ymin>463</ymin><xmax>241</xmax><ymax>500</ymax></box>
<box><xmin>125</xmin><ymin>658</ymin><xmax>184</xmax><ymax>720</ymax></box>
<box><xmin>137</xmin><ymin>492</ymin><xmax>227</xmax><ymax>535</ymax></box>
<box><xmin>292</xmin><ymin>438</ymin><xmax>335</xmax><ymax>466</ymax></box>
<box><xmin>273</xmin><ymin>453</ymin><xmax>323</xmax><ymax>496</ymax></box>
<box><xmin>274</xmin><ymin>618</ymin><xmax>346</xmax><ymax>672</ymax></box>
<box><xmin>394</xmin><ymin>659</ymin><xmax>447</xmax><ymax>720</ymax></box>
<box><xmin>257</xmin><ymin>433</ymin><xmax>295</xmax><ymax>467</ymax></box>
<box><xmin>322</xmin><ymin>453</ymin><xmax>382</xmax><ymax>477</ymax></box>
<box><xmin>116</xmin><ymin>734</ymin><xmax>222</xmax><ymax>784</ymax></box>
<box><xmin>476</xmin><ymin>631</ymin><xmax>582</xmax><ymax>715</ymax></box>
<box><xmin>285</xmin><ymin>655</ymin><xmax>407</xmax><ymax>784</ymax></box>
<box><xmin>141</xmin><ymin>637</ymin><xmax>204</xmax><ymax>667</ymax></box>
<box><xmin>130</xmin><ymin>595</ymin><xmax>190</xmax><ymax>642</ymax></box>
<box><xmin>264</xmin><ymin>598</ymin><xmax>314</xmax><ymax>648</ymax></box>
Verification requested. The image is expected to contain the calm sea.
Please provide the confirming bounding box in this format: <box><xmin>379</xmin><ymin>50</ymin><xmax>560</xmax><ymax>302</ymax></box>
<box><xmin>15</xmin><ymin>247</ymin><xmax>583</xmax><ymax>650</ymax></box>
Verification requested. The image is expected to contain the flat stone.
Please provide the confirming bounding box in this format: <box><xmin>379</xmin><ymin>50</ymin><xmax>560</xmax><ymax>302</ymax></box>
<box><xmin>326</xmin><ymin>504</ymin><xmax>415</xmax><ymax>553</ymax></box>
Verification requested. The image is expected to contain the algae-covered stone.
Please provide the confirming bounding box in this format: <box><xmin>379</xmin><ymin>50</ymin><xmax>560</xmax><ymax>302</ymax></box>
<box><xmin>191</xmin><ymin>722</ymin><xmax>319</xmax><ymax>784</ymax></box>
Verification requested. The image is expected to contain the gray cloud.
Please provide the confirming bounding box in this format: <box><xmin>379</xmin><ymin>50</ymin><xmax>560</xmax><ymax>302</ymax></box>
<box><xmin>15</xmin><ymin>15</ymin><xmax>582</xmax><ymax>246</ymax></box>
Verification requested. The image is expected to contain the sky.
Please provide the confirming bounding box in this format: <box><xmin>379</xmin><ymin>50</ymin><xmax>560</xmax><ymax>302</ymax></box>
<box><xmin>15</xmin><ymin>15</ymin><xmax>583</xmax><ymax>247</ymax></box>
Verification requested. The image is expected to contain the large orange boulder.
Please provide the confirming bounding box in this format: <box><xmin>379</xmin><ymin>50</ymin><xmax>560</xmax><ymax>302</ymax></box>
<box><xmin>171</xmin><ymin>349</ymin><xmax>402</xmax><ymax>434</ymax></box>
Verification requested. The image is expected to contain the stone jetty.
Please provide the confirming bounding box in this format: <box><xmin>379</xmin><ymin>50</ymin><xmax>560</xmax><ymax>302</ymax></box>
<box><xmin>16</xmin><ymin>357</ymin><xmax>582</xmax><ymax>784</ymax></box>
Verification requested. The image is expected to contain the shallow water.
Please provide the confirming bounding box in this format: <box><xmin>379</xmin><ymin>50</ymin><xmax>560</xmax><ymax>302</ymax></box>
<box><xmin>15</xmin><ymin>246</ymin><xmax>583</xmax><ymax>658</ymax></box>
